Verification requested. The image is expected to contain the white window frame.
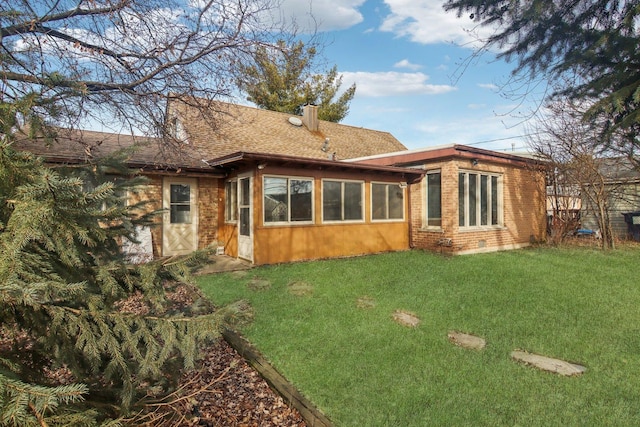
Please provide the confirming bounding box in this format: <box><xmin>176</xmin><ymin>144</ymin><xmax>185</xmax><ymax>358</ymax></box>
<box><xmin>321</xmin><ymin>179</ymin><xmax>365</xmax><ymax>223</ymax></box>
<box><xmin>458</xmin><ymin>170</ymin><xmax>503</xmax><ymax>229</ymax></box>
<box><xmin>371</xmin><ymin>182</ymin><xmax>405</xmax><ymax>222</ymax></box>
<box><xmin>263</xmin><ymin>175</ymin><xmax>314</xmax><ymax>225</ymax></box>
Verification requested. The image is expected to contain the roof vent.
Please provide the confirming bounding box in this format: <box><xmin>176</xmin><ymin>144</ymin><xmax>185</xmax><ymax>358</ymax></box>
<box><xmin>288</xmin><ymin>116</ymin><xmax>303</xmax><ymax>127</ymax></box>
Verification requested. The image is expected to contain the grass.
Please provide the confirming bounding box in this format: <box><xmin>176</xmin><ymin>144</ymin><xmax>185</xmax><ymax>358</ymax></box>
<box><xmin>197</xmin><ymin>246</ymin><xmax>640</xmax><ymax>426</ymax></box>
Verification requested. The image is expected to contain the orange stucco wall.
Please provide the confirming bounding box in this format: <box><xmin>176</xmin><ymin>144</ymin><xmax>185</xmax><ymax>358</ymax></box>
<box><xmin>219</xmin><ymin>165</ymin><xmax>410</xmax><ymax>265</ymax></box>
<box><xmin>411</xmin><ymin>158</ymin><xmax>546</xmax><ymax>254</ymax></box>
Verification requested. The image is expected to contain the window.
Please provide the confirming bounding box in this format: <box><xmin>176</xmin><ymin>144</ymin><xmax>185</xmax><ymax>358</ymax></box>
<box><xmin>169</xmin><ymin>116</ymin><xmax>189</xmax><ymax>143</ymax></box>
<box><xmin>170</xmin><ymin>184</ymin><xmax>191</xmax><ymax>224</ymax></box>
<box><xmin>371</xmin><ymin>183</ymin><xmax>404</xmax><ymax>221</ymax></box>
<box><xmin>224</xmin><ymin>180</ymin><xmax>237</xmax><ymax>222</ymax></box>
<box><xmin>425</xmin><ymin>171</ymin><xmax>441</xmax><ymax>227</ymax></box>
<box><xmin>263</xmin><ymin>176</ymin><xmax>313</xmax><ymax>224</ymax></box>
<box><xmin>322</xmin><ymin>180</ymin><xmax>363</xmax><ymax>222</ymax></box>
<box><xmin>459</xmin><ymin>171</ymin><xmax>502</xmax><ymax>227</ymax></box>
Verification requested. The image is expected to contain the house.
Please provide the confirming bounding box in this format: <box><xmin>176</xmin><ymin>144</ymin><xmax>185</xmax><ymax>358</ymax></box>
<box><xmin>578</xmin><ymin>157</ymin><xmax>640</xmax><ymax>240</ymax></box>
<box><xmin>347</xmin><ymin>144</ymin><xmax>547</xmax><ymax>254</ymax></box>
<box><xmin>13</xmin><ymin>100</ymin><xmax>547</xmax><ymax>263</ymax></box>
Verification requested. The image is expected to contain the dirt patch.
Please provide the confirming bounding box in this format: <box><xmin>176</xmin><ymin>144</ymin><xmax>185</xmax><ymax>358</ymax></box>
<box><xmin>392</xmin><ymin>310</ymin><xmax>421</xmax><ymax>328</ymax></box>
<box><xmin>248</xmin><ymin>277</ymin><xmax>271</xmax><ymax>291</ymax></box>
<box><xmin>448</xmin><ymin>331</ymin><xmax>487</xmax><ymax>350</ymax></box>
<box><xmin>356</xmin><ymin>296</ymin><xmax>376</xmax><ymax>309</ymax></box>
<box><xmin>288</xmin><ymin>281</ymin><xmax>314</xmax><ymax>297</ymax></box>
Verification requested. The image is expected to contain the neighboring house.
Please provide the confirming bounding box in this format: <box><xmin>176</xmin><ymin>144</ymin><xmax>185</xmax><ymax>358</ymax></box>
<box><xmin>14</xmin><ymin>100</ymin><xmax>547</xmax><ymax>263</ymax></box>
<box><xmin>347</xmin><ymin>145</ymin><xmax>547</xmax><ymax>254</ymax></box>
<box><xmin>578</xmin><ymin>157</ymin><xmax>640</xmax><ymax>239</ymax></box>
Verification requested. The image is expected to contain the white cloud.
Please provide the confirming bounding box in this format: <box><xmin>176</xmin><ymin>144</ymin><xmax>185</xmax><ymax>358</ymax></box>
<box><xmin>467</xmin><ymin>103</ymin><xmax>487</xmax><ymax>110</ymax></box>
<box><xmin>277</xmin><ymin>0</ymin><xmax>365</xmax><ymax>32</ymax></box>
<box><xmin>379</xmin><ymin>0</ymin><xmax>495</xmax><ymax>46</ymax></box>
<box><xmin>341</xmin><ymin>71</ymin><xmax>456</xmax><ymax>97</ymax></box>
<box><xmin>478</xmin><ymin>83</ymin><xmax>499</xmax><ymax>91</ymax></box>
<box><xmin>393</xmin><ymin>59</ymin><xmax>422</xmax><ymax>70</ymax></box>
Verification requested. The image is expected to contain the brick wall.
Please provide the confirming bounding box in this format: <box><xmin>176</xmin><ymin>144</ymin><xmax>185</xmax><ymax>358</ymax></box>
<box><xmin>128</xmin><ymin>175</ymin><xmax>163</xmax><ymax>257</ymax></box>
<box><xmin>197</xmin><ymin>177</ymin><xmax>220</xmax><ymax>249</ymax></box>
<box><xmin>410</xmin><ymin>159</ymin><xmax>546</xmax><ymax>254</ymax></box>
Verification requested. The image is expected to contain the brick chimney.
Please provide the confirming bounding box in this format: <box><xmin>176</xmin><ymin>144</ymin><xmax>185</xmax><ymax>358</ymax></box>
<box><xmin>302</xmin><ymin>104</ymin><xmax>319</xmax><ymax>132</ymax></box>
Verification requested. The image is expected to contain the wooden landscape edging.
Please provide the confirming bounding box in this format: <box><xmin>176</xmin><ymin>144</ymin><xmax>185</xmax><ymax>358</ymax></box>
<box><xmin>222</xmin><ymin>328</ymin><xmax>334</xmax><ymax>427</ymax></box>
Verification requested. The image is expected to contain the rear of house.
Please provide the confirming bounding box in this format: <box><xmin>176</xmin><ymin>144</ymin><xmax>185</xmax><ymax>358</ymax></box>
<box><xmin>14</xmin><ymin>99</ymin><xmax>547</xmax><ymax>262</ymax></box>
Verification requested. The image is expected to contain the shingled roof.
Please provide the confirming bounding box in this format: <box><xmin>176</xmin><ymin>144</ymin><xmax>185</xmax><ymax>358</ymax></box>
<box><xmin>11</xmin><ymin>128</ymin><xmax>213</xmax><ymax>172</ymax></box>
<box><xmin>169</xmin><ymin>100</ymin><xmax>408</xmax><ymax>161</ymax></box>
<box><xmin>13</xmin><ymin>100</ymin><xmax>408</xmax><ymax>170</ymax></box>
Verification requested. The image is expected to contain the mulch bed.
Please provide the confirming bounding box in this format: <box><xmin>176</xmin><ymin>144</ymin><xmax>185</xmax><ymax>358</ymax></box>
<box><xmin>142</xmin><ymin>338</ymin><xmax>307</xmax><ymax>426</ymax></box>
<box><xmin>132</xmin><ymin>282</ymin><xmax>308</xmax><ymax>426</ymax></box>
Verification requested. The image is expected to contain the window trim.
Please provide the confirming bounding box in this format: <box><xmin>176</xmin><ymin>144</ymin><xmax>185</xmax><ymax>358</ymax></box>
<box><xmin>370</xmin><ymin>181</ymin><xmax>406</xmax><ymax>222</ymax></box>
<box><xmin>458</xmin><ymin>170</ymin><xmax>503</xmax><ymax>229</ymax></box>
<box><xmin>262</xmin><ymin>174</ymin><xmax>314</xmax><ymax>226</ymax></box>
<box><xmin>424</xmin><ymin>170</ymin><xmax>442</xmax><ymax>229</ymax></box>
<box><xmin>321</xmin><ymin>179</ymin><xmax>365</xmax><ymax>223</ymax></box>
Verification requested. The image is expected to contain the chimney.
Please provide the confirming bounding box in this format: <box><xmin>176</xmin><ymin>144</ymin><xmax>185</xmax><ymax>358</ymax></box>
<box><xmin>302</xmin><ymin>104</ymin><xmax>319</xmax><ymax>132</ymax></box>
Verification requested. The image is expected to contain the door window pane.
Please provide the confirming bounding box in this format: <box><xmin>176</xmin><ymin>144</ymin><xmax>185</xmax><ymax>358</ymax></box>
<box><xmin>170</xmin><ymin>184</ymin><xmax>191</xmax><ymax>223</ymax></box>
<box><xmin>239</xmin><ymin>177</ymin><xmax>251</xmax><ymax>236</ymax></box>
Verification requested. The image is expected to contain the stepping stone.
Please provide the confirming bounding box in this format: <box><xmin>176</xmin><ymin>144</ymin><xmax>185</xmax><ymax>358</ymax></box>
<box><xmin>448</xmin><ymin>331</ymin><xmax>486</xmax><ymax>350</ymax></box>
<box><xmin>511</xmin><ymin>350</ymin><xmax>586</xmax><ymax>376</ymax></box>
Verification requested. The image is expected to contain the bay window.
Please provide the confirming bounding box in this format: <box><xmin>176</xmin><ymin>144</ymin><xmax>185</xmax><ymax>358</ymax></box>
<box><xmin>459</xmin><ymin>171</ymin><xmax>502</xmax><ymax>228</ymax></box>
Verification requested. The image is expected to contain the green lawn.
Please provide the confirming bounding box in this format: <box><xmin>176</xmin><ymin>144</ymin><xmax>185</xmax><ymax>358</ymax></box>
<box><xmin>197</xmin><ymin>247</ymin><xmax>640</xmax><ymax>426</ymax></box>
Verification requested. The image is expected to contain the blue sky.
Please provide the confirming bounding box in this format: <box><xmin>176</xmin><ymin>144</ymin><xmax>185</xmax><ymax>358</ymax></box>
<box><xmin>279</xmin><ymin>0</ymin><xmax>547</xmax><ymax>152</ymax></box>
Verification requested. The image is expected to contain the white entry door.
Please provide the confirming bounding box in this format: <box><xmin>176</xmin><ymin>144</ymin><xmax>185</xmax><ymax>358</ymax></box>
<box><xmin>237</xmin><ymin>175</ymin><xmax>253</xmax><ymax>262</ymax></box>
<box><xmin>162</xmin><ymin>178</ymin><xmax>198</xmax><ymax>256</ymax></box>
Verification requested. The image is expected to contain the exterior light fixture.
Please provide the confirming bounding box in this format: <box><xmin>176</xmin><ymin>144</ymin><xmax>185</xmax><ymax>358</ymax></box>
<box><xmin>471</xmin><ymin>158</ymin><xmax>479</xmax><ymax>166</ymax></box>
<box><xmin>257</xmin><ymin>163</ymin><xmax>266</xmax><ymax>170</ymax></box>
